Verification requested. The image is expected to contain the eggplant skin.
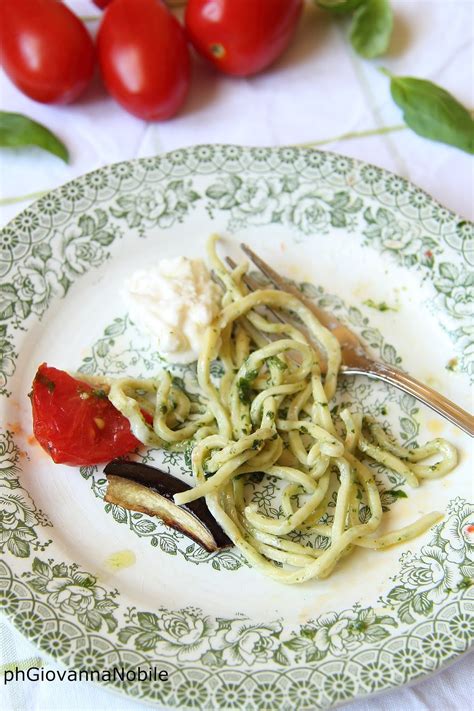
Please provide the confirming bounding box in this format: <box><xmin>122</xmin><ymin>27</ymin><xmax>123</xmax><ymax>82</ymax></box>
<box><xmin>104</xmin><ymin>470</ymin><xmax>233</xmax><ymax>552</ymax></box>
<box><xmin>104</xmin><ymin>459</ymin><xmax>232</xmax><ymax>549</ymax></box>
<box><xmin>105</xmin><ymin>459</ymin><xmax>194</xmax><ymax>497</ymax></box>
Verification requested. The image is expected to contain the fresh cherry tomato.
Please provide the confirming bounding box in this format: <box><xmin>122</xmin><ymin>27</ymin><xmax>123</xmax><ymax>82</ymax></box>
<box><xmin>185</xmin><ymin>0</ymin><xmax>303</xmax><ymax>77</ymax></box>
<box><xmin>97</xmin><ymin>0</ymin><xmax>191</xmax><ymax>120</ymax></box>
<box><xmin>0</xmin><ymin>0</ymin><xmax>94</xmax><ymax>104</ymax></box>
<box><xmin>31</xmin><ymin>364</ymin><xmax>141</xmax><ymax>466</ymax></box>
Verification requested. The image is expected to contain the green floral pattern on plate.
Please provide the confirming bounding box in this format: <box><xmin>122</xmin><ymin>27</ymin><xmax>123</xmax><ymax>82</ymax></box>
<box><xmin>0</xmin><ymin>146</ymin><xmax>472</xmax><ymax>708</ymax></box>
<box><xmin>0</xmin><ymin>145</ymin><xmax>472</xmax><ymax>388</ymax></box>
<box><xmin>0</xmin><ymin>493</ymin><xmax>471</xmax><ymax>709</ymax></box>
<box><xmin>74</xmin><ymin>300</ymin><xmax>422</xmax><ymax>568</ymax></box>
<box><xmin>0</xmin><ymin>431</ymin><xmax>52</xmax><ymax>559</ymax></box>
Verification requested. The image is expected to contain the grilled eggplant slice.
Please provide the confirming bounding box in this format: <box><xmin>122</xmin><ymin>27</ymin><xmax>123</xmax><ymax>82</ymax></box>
<box><xmin>104</xmin><ymin>459</ymin><xmax>232</xmax><ymax>552</ymax></box>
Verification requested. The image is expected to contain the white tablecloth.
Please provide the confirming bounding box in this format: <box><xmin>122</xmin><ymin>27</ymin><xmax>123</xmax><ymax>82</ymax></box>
<box><xmin>1</xmin><ymin>1</ymin><xmax>472</xmax><ymax>709</ymax></box>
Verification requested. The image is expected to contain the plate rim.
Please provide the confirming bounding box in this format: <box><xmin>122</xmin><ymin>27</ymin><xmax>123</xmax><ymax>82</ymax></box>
<box><xmin>0</xmin><ymin>144</ymin><xmax>472</xmax><ymax>710</ymax></box>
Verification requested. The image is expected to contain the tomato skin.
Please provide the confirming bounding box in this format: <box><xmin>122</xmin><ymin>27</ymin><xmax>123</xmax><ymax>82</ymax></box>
<box><xmin>97</xmin><ymin>0</ymin><xmax>191</xmax><ymax>120</ymax></box>
<box><xmin>0</xmin><ymin>0</ymin><xmax>94</xmax><ymax>104</ymax></box>
<box><xmin>185</xmin><ymin>0</ymin><xmax>303</xmax><ymax>77</ymax></box>
<box><xmin>31</xmin><ymin>364</ymin><xmax>140</xmax><ymax>466</ymax></box>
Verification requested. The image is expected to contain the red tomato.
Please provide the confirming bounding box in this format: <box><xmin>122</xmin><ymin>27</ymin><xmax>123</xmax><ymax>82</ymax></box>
<box><xmin>97</xmin><ymin>0</ymin><xmax>191</xmax><ymax>120</ymax></box>
<box><xmin>185</xmin><ymin>0</ymin><xmax>303</xmax><ymax>77</ymax></box>
<box><xmin>0</xmin><ymin>0</ymin><xmax>94</xmax><ymax>104</ymax></box>
<box><xmin>93</xmin><ymin>0</ymin><xmax>114</xmax><ymax>7</ymax></box>
<box><xmin>31</xmin><ymin>364</ymin><xmax>140</xmax><ymax>466</ymax></box>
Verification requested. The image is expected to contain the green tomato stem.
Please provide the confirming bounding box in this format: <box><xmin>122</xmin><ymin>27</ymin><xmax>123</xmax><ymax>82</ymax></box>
<box><xmin>292</xmin><ymin>123</ymin><xmax>406</xmax><ymax>147</ymax></box>
<box><xmin>0</xmin><ymin>189</ymin><xmax>48</xmax><ymax>207</ymax></box>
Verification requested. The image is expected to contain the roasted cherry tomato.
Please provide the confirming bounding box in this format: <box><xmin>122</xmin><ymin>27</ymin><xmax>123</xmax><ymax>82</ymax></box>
<box><xmin>185</xmin><ymin>0</ymin><xmax>303</xmax><ymax>77</ymax></box>
<box><xmin>31</xmin><ymin>364</ymin><xmax>140</xmax><ymax>466</ymax></box>
<box><xmin>97</xmin><ymin>0</ymin><xmax>191</xmax><ymax>120</ymax></box>
<box><xmin>0</xmin><ymin>0</ymin><xmax>94</xmax><ymax>104</ymax></box>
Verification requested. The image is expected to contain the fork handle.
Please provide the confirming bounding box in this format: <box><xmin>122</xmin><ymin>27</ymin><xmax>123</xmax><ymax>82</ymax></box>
<box><xmin>342</xmin><ymin>361</ymin><xmax>474</xmax><ymax>437</ymax></box>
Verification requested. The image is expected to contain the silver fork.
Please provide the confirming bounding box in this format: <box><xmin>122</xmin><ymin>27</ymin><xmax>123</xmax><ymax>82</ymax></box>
<box><xmin>226</xmin><ymin>243</ymin><xmax>473</xmax><ymax>437</ymax></box>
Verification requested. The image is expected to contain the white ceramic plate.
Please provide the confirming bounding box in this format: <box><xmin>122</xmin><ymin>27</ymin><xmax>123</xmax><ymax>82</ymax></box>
<box><xmin>0</xmin><ymin>146</ymin><xmax>472</xmax><ymax>709</ymax></box>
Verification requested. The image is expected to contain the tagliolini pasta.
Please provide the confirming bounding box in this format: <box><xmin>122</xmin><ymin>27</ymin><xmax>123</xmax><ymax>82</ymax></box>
<box><xmin>106</xmin><ymin>235</ymin><xmax>458</xmax><ymax>584</ymax></box>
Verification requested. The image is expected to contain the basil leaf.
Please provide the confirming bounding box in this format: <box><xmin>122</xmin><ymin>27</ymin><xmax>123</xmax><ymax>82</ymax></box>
<box><xmin>317</xmin><ymin>0</ymin><xmax>364</xmax><ymax>12</ymax></box>
<box><xmin>350</xmin><ymin>0</ymin><xmax>393</xmax><ymax>58</ymax></box>
<box><xmin>0</xmin><ymin>112</ymin><xmax>69</xmax><ymax>163</ymax></box>
<box><xmin>383</xmin><ymin>72</ymin><xmax>474</xmax><ymax>154</ymax></box>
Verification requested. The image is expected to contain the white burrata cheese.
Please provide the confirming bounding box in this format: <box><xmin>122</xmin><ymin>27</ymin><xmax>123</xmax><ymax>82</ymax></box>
<box><xmin>125</xmin><ymin>257</ymin><xmax>220</xmax><ymax>364</ymax></box>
